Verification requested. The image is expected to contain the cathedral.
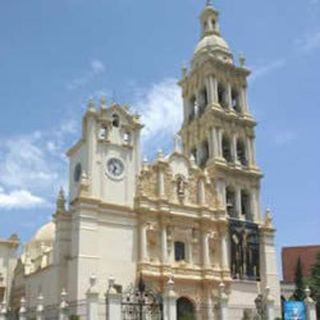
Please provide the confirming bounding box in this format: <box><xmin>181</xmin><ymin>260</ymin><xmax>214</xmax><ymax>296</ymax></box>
<box><xmin>4</xmin><ymin>2</ymin><xmax>281</xmax><ymax>319</ymax></box>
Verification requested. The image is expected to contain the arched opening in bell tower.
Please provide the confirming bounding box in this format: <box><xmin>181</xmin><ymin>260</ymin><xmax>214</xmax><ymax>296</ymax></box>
<box><xmin>218</xmin><ymin>83</ymin><xmax>227</xmax><ymax>109</ymax></box>
<box><xmin>222</xmin><ymin>134</ymin><xmax>232</xmax><ymax>163</ymax></box>
<box><xmin>226</xmin><ymin>187</ymin><xmax>236</xmax><ymax>218</ymax></box>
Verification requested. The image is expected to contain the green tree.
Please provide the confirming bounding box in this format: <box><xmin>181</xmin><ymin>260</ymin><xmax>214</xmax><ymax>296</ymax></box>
<box><xmin>309</xmin><ymin>252</ymin><xmax>320</xmax><ymax>316</ymax></box>
<box><xmin>291</xmin><ymin>257</ymin><xmax>305</xmax><ymax>301</ymax></box>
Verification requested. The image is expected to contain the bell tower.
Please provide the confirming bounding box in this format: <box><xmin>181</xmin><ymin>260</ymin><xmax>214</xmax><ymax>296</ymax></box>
<box><xmin>179</xmin><ymin>1</ymin><xmax>262</xmax><ymax>225</ymax></box>
<box><xmin>67</xmin><ymin>98</ymin><xmax>143</xmax><ymax>208</ymax></box>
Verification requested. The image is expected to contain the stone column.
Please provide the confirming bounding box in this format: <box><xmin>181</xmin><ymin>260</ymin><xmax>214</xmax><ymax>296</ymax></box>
<box><xmin>86</xmin><ymin>275</ymin><xmax>99</xmax><ymax>320</ymax></box>
<box><xmin>259</xmin><ymin>213</ymin><xmax>281</xmax><ymax>318</ymax></box>
<box><xmin>220</xmin><ymin>228</ymin><xmax>229</xmax><ymax>271</ymax></box>
<box><xmin>202</xmin><ymin>231</ymin><xmax>210</xmax><ymax>268</ymax></box>
<box><xmin>19</xmin><ymin>298</ymin><xmax>27</xmax><ymax>320</ymax></box>
<box><xmin>206</xmin><ymin>288</ymin><xmax>214</xmax><ymax>320</ymax></box>
<box><xmin>59</xmin><ymin>289</ymin><xmax>69</xmax><ymax>320</ymax></box>
<box><xmin>265</xmin><ymin>287</ymin><xmax>275</xmax><ymax>320</ymax></box>
<box><xmin>217</xmin><ymin>128</ymin><xmax>223</xmax><ymax>158</ymax></box>
<box><xmin>36</xmin><ymin>294</ymin><xmax>44</xmax><ymax>320</ymax></box>
<box><xmin>235</xmin><ymin>188</ymin><xmax>241</xmax><ymax>219</ymax></box>
<box><xmin>241</xmin><ymin>86</ymin><xmax>249</xmax><ymax>113</ymax></box>
<box><xmin>0</xmin><ymin>300</ymin><xmax>7</xmax><ymax>320</ymax></box>
<box><xmin>140</xmin><ymin>222</ymin><xmax>148</xmax><ymax>262</ymax></box>
<box><xmin>232</xmin><ymin>134</ymin><xmax>238</xmax><ymax>165</ymax></box>
<box><xmin>163</xmin><ymin>277</ymin><xmax>177</xmax><ymax>320</ymax></box>
<box><xmin>218</xmin><ymin>283</ymin><xmax>229</xmax><ymax>320</ymax></box>
<box><xmin>212</xmin><ymin>77</ymin><xmax>218</xmax><ymax>104</ymax></box>
<box><xmin>106</xmin><ymin>276</ymin><xmax>122</xmax><ymax>320</ymax></box>
<box><xmin>158</xmin><ymin>169</ymin><xmax>165</xmax><ymax>199</ymax></box>
<box><xmin>211</xmin><ymin>127</ymin><xmax>218</xmax><ymax>159</ymax></box>
<box><xmin>248</xmin><ymin>137</ymin><xmax>256</xmax><ymax>167</ymax></box>
<box><xmin>226</xmin><ymin>83</ymin><xmax>232</xmax><ymax>110</ymax></box>
<box><xmin>305</xmin><ymin>287</ymin><xmax>317</xmax><ymax>320</ymax></box>
<box><xmin>198</xmin><ymin>179</ymin><xmax>206</xmax><ymax>206</ymax></box>
<box><xmin>161</xmin><ymin>221</ymin><xmax>168</xmax><ymax>264</ymax></box>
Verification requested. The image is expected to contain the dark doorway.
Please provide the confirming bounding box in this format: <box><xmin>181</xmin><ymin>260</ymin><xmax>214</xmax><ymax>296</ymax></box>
<box><xmin>177</xmin><ymin>297</ymin><xmax>195</xmax><ymax>320</ymax></box>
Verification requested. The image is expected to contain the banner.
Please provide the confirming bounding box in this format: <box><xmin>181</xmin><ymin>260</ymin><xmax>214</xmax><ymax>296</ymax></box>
<box><xmin>284</xmin><ymin>301</ymin><xmax>306</xmax><ymax>320</ymax></box>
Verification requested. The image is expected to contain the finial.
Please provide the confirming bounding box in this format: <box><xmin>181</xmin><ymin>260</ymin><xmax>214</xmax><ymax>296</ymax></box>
<box><xmin>100</xmin><ymin>96</ymin><xmax>107</xmax><ymax>109</ymax></box>
<box><xmin>239</xmin><ymin>53</ymin><xmax>246</xmax><ymax>67</ymax></box>
<box><xmin>206</xmin><ymin>0</ymin><xmax>213</xmax><ymax>6</ymax></box>
<box><xmin>173</xmin><ymin>135</ymin><xmax>182</xmax><ymax>153</ymax></box>
<box><xmin>87</xmin><ymin>98</ymin><xmax>96</xmax><ymax>112</ymax></box>
<box><xmin>157</xmin><ymin>149</ymin><xmax>164</xmax><ymax>160</ymax></box>
<box><xmin>56</xmin><ymin>187</ymin><xmax>66</xmax><ymax>214</ymax></box>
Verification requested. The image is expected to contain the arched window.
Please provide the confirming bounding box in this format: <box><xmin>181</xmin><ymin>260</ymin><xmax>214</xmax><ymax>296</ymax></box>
<box><xmin>231</xmin><ymin>88</ymin><xmax>241</xmax><ymax>113</ymax></box>
<box><xmin>218</xmin><ymin>83</ymin><xmax>227</xmax><ymax>108</ymax></box>
<box><xmin>98</xmin><ymin>126</ymin><xmax>108</xmax><ymax>140</ymax></box>
<box><xmin>199</xmin><ymin>140</ymin><xmax>209</xmax><ymax>168</ymax></box>
<box><xmin>226</xmin><ymin>187</ymin><xmax>236</xmax><ymax>218</ymax></box>
<box><xmin>189</xmin><ymin>96</ymin><xmax>196</xmax><ymax>122</ymax></box>
<box><xmin>237</xmin><ymin>139</ymin><xmax>247</xmax><ymax>166</ymax></box>
<box><xmin>190</xmin><ymin>147</ymin><xmax>197</xmax><ymax>164</ymax></box>
<box><xmin>222</xmin><ymin>135</ymin><xmax>232</xmax><ymax>162</ymax></box>
<box><xmin>123</xmin><ymin>131</ymin><xmax>131</xmax><ymax>144</ymax></box>
<box><xmin>174</xmin><ymin>241</ymin><xmax>186</xmax><ymax>261</ymax></box>
<box><xmin>177</xmin><ymin>297</ymin><xmax>195</xmax><ymax>320</ymax></box>
<box><xmin>112</xmin><ymin>114</ymin><xmax>120</xmax><ymax>128</ymax></box>
<box><xmin>241</xmin><ymin>190</ymin><xmax>252</xmax><ymax>221</ymax></box>
<box><xmin>199</xmin><ymin>87</ymin><xmax>208</xmax><ymax>115</ymax></box>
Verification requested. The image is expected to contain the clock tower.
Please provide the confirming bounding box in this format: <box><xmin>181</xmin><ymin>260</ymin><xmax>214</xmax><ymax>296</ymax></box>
<box><xmin>67</xmin><ymin>98</ymin><xmax>143</xmax><ymax>208</ymax></box>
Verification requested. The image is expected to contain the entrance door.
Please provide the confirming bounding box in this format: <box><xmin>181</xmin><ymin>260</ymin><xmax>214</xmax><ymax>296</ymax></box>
<box><xmin>177</xmin><ymin>297</ymin><xmax>195</xmax><ymax>320</ymax></box>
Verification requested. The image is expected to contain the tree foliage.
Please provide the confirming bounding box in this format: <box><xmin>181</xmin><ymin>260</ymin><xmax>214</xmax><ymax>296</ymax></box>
<box><xmin>292</xmin><ymin>257</ymin><xmax>305</xmax><ymax>301</ymax></box>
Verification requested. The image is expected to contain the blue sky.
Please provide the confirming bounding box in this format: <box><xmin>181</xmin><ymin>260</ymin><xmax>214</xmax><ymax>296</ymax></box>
<box><xmin>0</xmin><ymin>0</ymin><xmax>319</xmax><ymax>276</ymax></box>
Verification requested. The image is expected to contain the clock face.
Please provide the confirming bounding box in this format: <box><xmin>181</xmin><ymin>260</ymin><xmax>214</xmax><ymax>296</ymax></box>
<box><xmin>106</xmin><ymin>158</ymin><xmax>124</xmax><ymax>177</ymax></box>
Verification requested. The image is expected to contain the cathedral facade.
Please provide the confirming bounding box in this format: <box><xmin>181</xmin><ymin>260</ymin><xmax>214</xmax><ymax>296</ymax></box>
<box><xmin>9</xmin><ymin>2</ymin><xmax>281</xmax><ymax>319</ymax></box>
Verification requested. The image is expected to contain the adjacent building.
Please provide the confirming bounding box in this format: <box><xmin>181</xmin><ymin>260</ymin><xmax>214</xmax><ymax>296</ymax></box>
<box><xmin>0</xmin><ymin>235</ymin><xmax>19</xmax><ymax>304</ymax></box>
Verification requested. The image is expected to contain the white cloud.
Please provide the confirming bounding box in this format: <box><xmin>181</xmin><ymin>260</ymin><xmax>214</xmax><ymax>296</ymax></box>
<box><xmin>0</xmin><ymin>118</ymin><xmax>79</xmax><ymax>210</ymax></box>
<box><xmin>66</xmin><ymin>59</ymin><xmax>106</xmax><ymax>90</ymax></box>
<box><xmin>91</xmin><ymin>59</ymin><xmax>106</xmax><ymax>74</ymax></box>
<box><xmin>250</xmin><ymin>59</ymin><xmax>286</xmax><ymax>83</ymax></box>
<box><xmin>273</xmin><ymin>131</ymin><xmax>296</xmax><ymax>146</ymax></box>
<box><xmin>133</xmin><ymin>78</ymin><xmax>182</xmax><ymax>155</ymax></box>
<box><xmin>0</xmin><ymin>189</ymin><xmax>48</xmax><ymax>210</ymax></box>
<box><xmin>297</xmin><ymin>31</ymin><xmax>320</xmax><ymax>53</ymax></box>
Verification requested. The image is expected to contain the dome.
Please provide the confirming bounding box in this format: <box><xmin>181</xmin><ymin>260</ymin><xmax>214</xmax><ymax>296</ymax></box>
<box><xmin>33</xmin><ymin>221</ymin><xmax>55</xmax><ymax>244</ymax></box>
<box><xmin>194</xmin><ymin>34</ymin><xmax>231</xmax><ymax>56</ymax></box>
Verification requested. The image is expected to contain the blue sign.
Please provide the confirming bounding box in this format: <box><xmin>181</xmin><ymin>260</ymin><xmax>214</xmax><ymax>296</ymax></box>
<box><xmin>284</xmin><ymin>301</ymin><xmax>306</xmax><ymax>320</ymax></box>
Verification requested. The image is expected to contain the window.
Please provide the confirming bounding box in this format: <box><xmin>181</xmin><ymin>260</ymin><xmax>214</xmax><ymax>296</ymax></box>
<box><xmin>226</xmin><ymin>187</ymin><xmax>236</xmax><ymax>217</ymax></box>
<box><xmin>211</xmin><ymin>19</ymin><xmax>216</xmax><ymax>30</ymax></box>
<box><xmin>218</xmin><ymin>83</ymin><xmax>227</xmax><ymax>108</ymax></box>
<box><xmin>112</xmin><ymin>114</ymin><xmax>120</xmax><ymax>128</ymax></box>
<box><xmin>174</xmin><ymin>241</ymin><xmax>186</xmax><ymax>261</ymax></box>
<box><xmin>241</xmin><ymin>190</ymin><xmax>252</xmax><ymax>220</ymax></box>
<box><xmin>190</xmin><ymin>148</ymin><xmax>197</xmax><ymax>164</ymax></box>
<box><xmin>199</xmin><ymin>140</ymin><xmax>209</xmax><ymax>168</ymax></box>
<box><xmin>189</xmin><ymin>96</ymin><xmax>196</xmax><ymax>122</ymax></box>
<box><xmin>199</xmin><ymin>88</ymin><xmax>208</xmax><ymax>115</ymax></box>
<box><xmin>98</xmin><ymin>126</ymin><xmax>108</xmax><ymax>140</ymax></box>
<box><xmin>123</xmin><ymin>131</ymin><xmax>131</xmax><ymax>144</ymax></box>
<box><xmin>237</xmin><ymin>139</ymin><xmax>247</xmax><ymax>166</ymax></box>
<box><xmin>222</xmin><ymin>135</ymin><xmax>232</xmax><ymax>162</ymax></box>
<box><xmin>231</xmin><ymin>88</ymin><xmax>241</xmax><ymax>113</ymax></box>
